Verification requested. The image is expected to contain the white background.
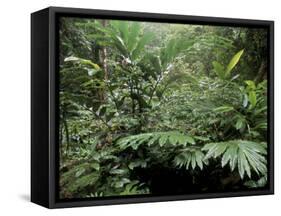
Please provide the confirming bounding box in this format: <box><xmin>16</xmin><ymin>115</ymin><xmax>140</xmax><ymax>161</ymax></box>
<box><xmin>0</xmin><ymin>0</ymin><xmax>279</xmax><ymax>215</ymax></box>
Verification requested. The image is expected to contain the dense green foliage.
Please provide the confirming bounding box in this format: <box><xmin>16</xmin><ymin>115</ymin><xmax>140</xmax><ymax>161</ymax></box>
<box><xmin>59</xmin><ymin>17</ymin><xmax>268</xmax><ymax>199</ymax></box>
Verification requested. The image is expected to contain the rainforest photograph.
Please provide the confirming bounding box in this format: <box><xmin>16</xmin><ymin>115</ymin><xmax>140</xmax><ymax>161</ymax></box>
<box><xmin>58</xmin><ymin>17</ymin><xmax>269</xmax><ymax>200</ymax></box>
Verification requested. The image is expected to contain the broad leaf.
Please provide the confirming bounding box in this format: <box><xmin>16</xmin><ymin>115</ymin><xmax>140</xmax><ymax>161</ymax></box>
<box><xmin>131</xmin><ymin>32</ymin><xmax>154</xmax><ymax>60</ymax></box>
<box><xmin>248</xmin><ymin>91</ymin><xmax>257</xmax><ymax>108</ymax></box>
<box><xmin>127</xmin><ymin>22</ymin><xmax>141</xmax><ymax>52</ymax></box>
<box><xmin>225</xmin><ymin>49</ymin><xmax>244</xmax><ymax>77</ymax></box>
<box><xmin>64</xmin><ymin>56</ymin><xmax>100</xmax><ymax>70</ymax></box>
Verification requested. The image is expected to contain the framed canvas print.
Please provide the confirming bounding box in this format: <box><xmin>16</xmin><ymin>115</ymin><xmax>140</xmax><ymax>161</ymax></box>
<box><xmin>31</xmin><ymin>6</ymin><xmax>274</xmax><ymax>208</ymax></box>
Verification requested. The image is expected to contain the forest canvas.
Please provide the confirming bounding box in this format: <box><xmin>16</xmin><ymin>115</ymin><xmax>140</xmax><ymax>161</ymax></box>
<box><xmin>58</xmin><ymin>17</ymin><xmax>269</xmax><ymax>200</ymax></box>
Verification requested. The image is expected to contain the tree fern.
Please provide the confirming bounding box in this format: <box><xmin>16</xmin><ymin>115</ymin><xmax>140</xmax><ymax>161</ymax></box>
<box><xmin>202</xmin><ymin>140</ymin><xmax>267</xmax><ymax>178</ymax></box>
<box><xmin>116</xmin><ymin>131</ymin><xmax>196</xmax><ymax>150</ymax></box>
<box><xmin>174</xmin><ymin>147</ymin><xmax>208</xmax><ymax>170</ymax></box>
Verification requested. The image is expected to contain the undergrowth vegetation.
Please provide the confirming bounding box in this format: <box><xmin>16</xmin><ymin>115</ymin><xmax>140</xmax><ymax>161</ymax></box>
<box><xmin>59</xmin><ymin>18</ymin><xmax>268</xmax><ymax>199</ymax></box>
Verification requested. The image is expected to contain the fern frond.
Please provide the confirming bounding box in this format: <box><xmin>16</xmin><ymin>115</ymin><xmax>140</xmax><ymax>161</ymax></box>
<box><xmin>116</xmin><ymin>131</ymin><xmax>196</xmax><ymax>150</ymax></box>
<box><xmin>202</xmin><ymin>140</ymin><xmax>267</xmax><ymax>179</ymax></box>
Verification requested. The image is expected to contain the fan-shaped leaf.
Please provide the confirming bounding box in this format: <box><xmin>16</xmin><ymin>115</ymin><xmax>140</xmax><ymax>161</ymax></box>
<box><xmin>174</xmin><ymin>148</ymin><xmax>207</xmax><ymax>170</ymax></box>
<box><xmin>202</xmin><ymin>140</ymin><xmax>267</xmax><ymax>178</ymax></box>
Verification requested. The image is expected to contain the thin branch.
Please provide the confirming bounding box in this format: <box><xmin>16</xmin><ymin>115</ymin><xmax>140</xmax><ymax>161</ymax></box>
<box><xmin>82</xmin><ymin>105</ymin><xmax>112</xmax><ymax>130</ymax></box>
<box><xmin>148</xmin><ymin>73</ymin><xmax>163</xmax><ymax>105</ymax></box>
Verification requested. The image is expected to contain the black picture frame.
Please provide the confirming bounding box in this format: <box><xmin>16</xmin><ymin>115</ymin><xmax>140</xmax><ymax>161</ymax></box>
<box><xmin>31</xmin><ymin>6</ymin><xmax>274</xmax><ymax>209</ymax></box>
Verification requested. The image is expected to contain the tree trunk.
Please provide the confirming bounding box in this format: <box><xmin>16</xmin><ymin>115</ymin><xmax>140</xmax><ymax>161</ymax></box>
<box><xmin>99</xmin><ymin>20</ymin><xmax>109</xmax><ymax>102</ymax></box>
<box><xmin>63</xmin><ymin>118</ymin><xmax>70</xmax><ymax>153</ymax></box>
<box><xmin>255</xmin><ymin>60</ymin><xmax>267</xmax><ymax>83</ymax></box>
<box><xmin>59</xmin><ymin>123</ymin><xmax>63</xmax><ymax>157</ymax></box>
